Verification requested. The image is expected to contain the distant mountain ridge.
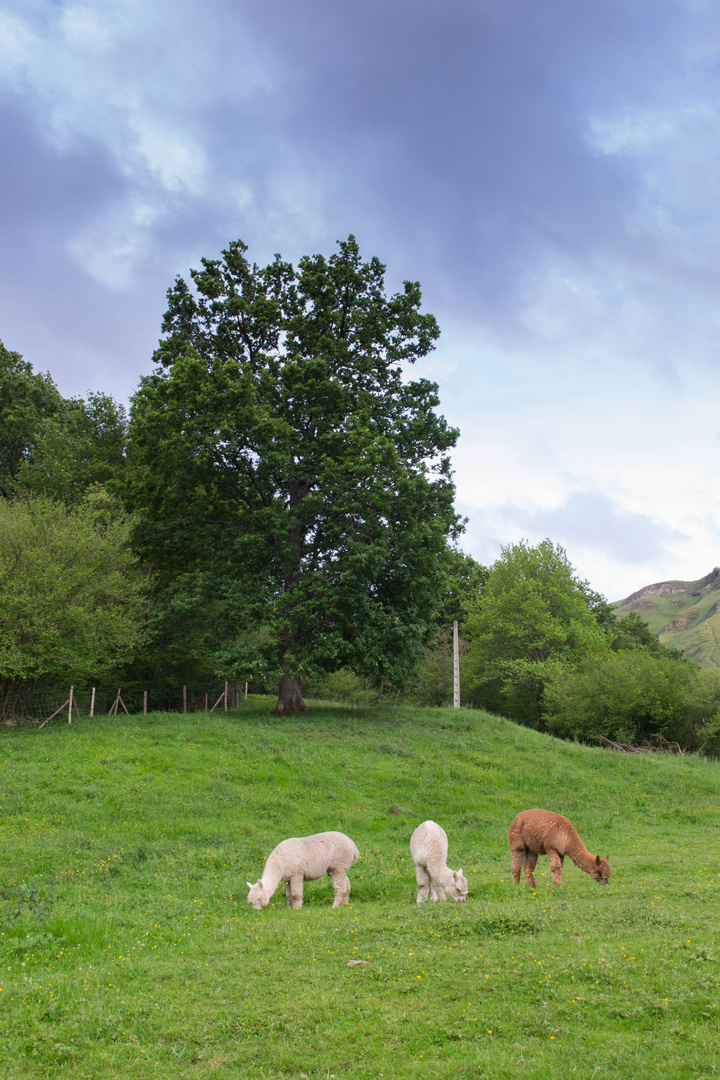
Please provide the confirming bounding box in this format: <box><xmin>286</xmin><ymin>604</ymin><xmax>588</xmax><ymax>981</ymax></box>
<box><xmin>612</xmin><ymin>567</ymin><xmax>720</xmax><ymax>668</ymax></box>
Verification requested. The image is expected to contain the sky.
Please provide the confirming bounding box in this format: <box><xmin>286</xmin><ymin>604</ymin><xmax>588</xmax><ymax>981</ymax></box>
<box><xmin>2</xmin><ymin>0</ymin><xmax>720</xmax><ymax>601</ymax></box>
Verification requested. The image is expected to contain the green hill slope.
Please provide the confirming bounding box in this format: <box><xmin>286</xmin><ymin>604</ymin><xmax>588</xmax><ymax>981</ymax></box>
<box><xmin>613</xmin><ymin>566</ymin><xmax>720</xmax><ymax>667</ymax></box>
<box><xmin>2</xmin><ymin>700</ymin><xmax>720</xmax><ymax>1078</ymax></box>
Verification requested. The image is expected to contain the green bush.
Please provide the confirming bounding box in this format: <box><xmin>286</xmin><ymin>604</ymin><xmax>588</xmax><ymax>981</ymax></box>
<box><xmin>0</xmin><ymin>496</ymin><xmax>150</xmax><ymax>720</ymax></box>
<box><xmin>543</xmin><ymin>649</ymin><xmax>720</xmax><ymax>745</ymax></box>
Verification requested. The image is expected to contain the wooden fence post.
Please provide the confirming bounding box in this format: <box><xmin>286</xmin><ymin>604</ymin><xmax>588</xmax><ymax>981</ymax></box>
<box><xmin>108</xmin><ymin>689</ymin><xmax>128</xmax><ymax>716</ymax></box>
<box><xmin>143</xmin><ymin>690</ymin><xmax>148</xmax><ymax>715</ymax></box>
<box><xmin>244</xmin><ymin>681</ymin><xmax>248</xmax><ymax>701</ymax></box>
<box><xmin>67</xmin><ymin>686</ymin><xmax>74</xmax><ymax>724</ymax></box>
<box><xmin>224</xmin><ymin>680</ymin><xmax>228</xmax><ymax>711</ymax></box>
<box><xmin>210</xmin><ymin>685</ymin><xmax>226</xmax><ymax>713</ymax></box>
<box><xmin>183</xmin><ymin>685</ymin><xmax>187</xmax><ymax>714</ymax></box>
<box><xmin>453</xmin><ymin>620</ymin><xmax>460</xmax><ymax>708</ymax></box>
<box><xmin>90</xmin><ymin>687</ymin><xmax>95</xmax><ymax>718</ymax></box>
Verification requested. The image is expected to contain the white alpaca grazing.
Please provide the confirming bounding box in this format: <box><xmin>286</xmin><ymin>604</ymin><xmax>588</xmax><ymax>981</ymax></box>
<box><xmin>410</xmin><ymin>820</ymin><xmax>468</xmax><ymax>903</ymax></box>
<box><xmin>246</xmin><ymin>831</ymin><xmax>360</xmax><ymax>910</ymax></box>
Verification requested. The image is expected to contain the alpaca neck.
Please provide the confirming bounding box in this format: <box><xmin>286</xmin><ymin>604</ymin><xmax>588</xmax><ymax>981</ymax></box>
<box><xmin>567</xmin><ymin>838</ymin><xmax>597</xmax><ymax>876</ymax></box>
<box><xmin>260</xmin><ymin>854</ymin><xmax>286</xmax><ymax>900</ymax></box>
<box><xmin>432</xmin><ymin>865</ymin><xmax>456</xmax><ymax>890</ymax></box>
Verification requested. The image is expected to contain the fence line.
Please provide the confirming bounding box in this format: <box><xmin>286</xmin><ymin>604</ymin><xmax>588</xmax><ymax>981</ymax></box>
<box><xmin>2</xmin><ymin>679</ymin><xmax>254</xmax><ymax>727</ymax></box>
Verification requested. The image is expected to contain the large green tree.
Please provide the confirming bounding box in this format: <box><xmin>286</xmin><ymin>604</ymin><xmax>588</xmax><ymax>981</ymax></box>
<box><xmin>127</xmin><ymin>236</ymin><xmax>460</xmax><ymax>711</ymax></box>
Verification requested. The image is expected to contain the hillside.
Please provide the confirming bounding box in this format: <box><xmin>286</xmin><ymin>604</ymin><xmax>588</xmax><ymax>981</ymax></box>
<box><xmin>2</xmin><ymin>700</ymin><xmax>720</xmax><ymax>1077</ymax></box>
<box><xmin>613</xmin><ymin>566</ymin><xmax>720</xmax><ymax>667</ymax></box>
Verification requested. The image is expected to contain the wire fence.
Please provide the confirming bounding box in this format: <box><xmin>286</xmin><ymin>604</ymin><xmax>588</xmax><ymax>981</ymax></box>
<box><xmin>2</xmin><ymin>679</ymin><xmax>257</xmax><ymax>727</ymax></box>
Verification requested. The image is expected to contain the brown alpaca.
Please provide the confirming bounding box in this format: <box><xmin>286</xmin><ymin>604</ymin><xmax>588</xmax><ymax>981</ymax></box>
<box><xmin>508</xmin><ymin>809</ymin><xmax>611</xmax><ymax>888</ymax></box>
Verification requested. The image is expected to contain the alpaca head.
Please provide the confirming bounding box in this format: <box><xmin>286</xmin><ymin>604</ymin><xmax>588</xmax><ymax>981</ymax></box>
<box><xmin>246</xmin><ymin>880</ymin><xmax>268</xmax><ymax>909</ymax></box>
<box><xmin>591</xmin><ymin>856</ymin><xmax>611</xmax><ymax>885</ymax></box>
<box><xmin>450</xmin><ymin>869</ymin><xmax>468</xmax><ymax>902</ymax></box>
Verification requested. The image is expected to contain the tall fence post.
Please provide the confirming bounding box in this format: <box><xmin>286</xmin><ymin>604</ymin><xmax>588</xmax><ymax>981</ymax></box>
<box><xmin>224</xmin><ymin>680</ymin><xmax>228</xmax><ymax>711</ymax></box>
<box><xmin>244</xmin><ymin>681</ymin><xmax>248</xmax><ymax>701</ymax></box>
<box><xmin>67</xmin><ymin>686</ymin><xmax>74</xmax><ymax>724</ymax></box>
<box><xmin>90</xmin><ymin>687</ymin><xmax>95</xmax><ymax>718</ymax></box>
<box><xmin>143</xmin><ymin>690</ymin><xmax>148</xmax><ymax>715</ymax></box>
<box><xmin>453</xmin><ymin>620</ymin><xmax>460</xmax><ymax>709</ymax></box>
<box><xmin>183</xmin><ymin>685</ymin><xmax>187</xmax><ymax>714</ymax></box>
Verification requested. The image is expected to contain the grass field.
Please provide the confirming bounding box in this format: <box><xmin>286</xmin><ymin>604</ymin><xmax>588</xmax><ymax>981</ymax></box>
<box><xmin>1</xmin><ymin>699</ymin><xmax>720</xmax><ymax>1079</ymax></box>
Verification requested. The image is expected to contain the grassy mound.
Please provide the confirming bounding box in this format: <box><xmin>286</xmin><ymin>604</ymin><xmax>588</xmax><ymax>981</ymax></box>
<box><xmin>1</xmin><ymin>699</ymin><xmax>719</xmax><ymax>1078</ymax></box>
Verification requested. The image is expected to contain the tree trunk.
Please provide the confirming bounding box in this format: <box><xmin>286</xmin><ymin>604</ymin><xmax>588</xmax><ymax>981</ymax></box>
<box><xmin>273</xmin><ymin>675</ymin><xmax>309</xmax><ymax>714</ymax></box>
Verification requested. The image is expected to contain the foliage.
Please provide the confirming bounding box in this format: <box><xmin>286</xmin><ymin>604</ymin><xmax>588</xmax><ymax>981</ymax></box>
<box><xmin>434</xmin><ymin>548</ymin><xmax>489</xmax><ymax>630</ymax></box>
<box><xmin>542</xmin><ymin>648</ymin><xmax>699</xmax><ymax>744</ymax></box>
<box><xmin>463</xmin><ymin>539</ymin><xmax>606</xmax><ymax>726</ymax></box>
<box><xmin>598</xmin><ymin>608</ymin><xmax>683</xmax><ymax>661</ymax></box>
<box><xmin>541</xmin><ymin>601</ymin><xmax>719</xmax><ymax>747</ymax></box>
<box><xmin>0</xmin><ymin>338</ymin><xmax>128</xmax><ymax>504</ymax></box>
<box><xmin>0</xmin><ymin>496</ymin><xmax>150</xmax><ymax>717</ymax></box>
<box><xmin>400</xmin><ymin>627</ymin><xmax>469</xmax><ymax>706</ymax></box>
<box><xmin>0</xmin><ymin>339</ymin><xmax>63</xmax><ymax>498</ymax></box>
<box><xmin>2</xmin><ymin>704</ymin><xmax>720</xmax><ymax>1078</ymax></box>
<box><xmin>608</xmin><ymin>610</ymin><xmax>662</xmax><ymax>653</ymax></box>
<box><xmin>304</xmin><ymin>666</ymin><xmax>378</xmax><ymax>704</ymax></box>
<box><xmin>686</xmin><ymin>668</ymin><xmax>720</xmax><ymax>753</ymax></box>
<box><xmin>127</xmin><ymin>236</ymin><xmax>460</xmax><ymax>708</ymax></box>
<box><xmin>17</xmin><ymin>391</ymin><xmax>127</xmax><ymax>503</ymax></box>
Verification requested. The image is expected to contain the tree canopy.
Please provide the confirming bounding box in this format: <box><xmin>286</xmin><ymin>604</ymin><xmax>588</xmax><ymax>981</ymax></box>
<box><xmin>462</xmin><ymin>539</ymin><xmax>606</xmax><ymax>726</ymax></box>
<box><xmin>126</xmin><ymin>236</ymin><xmax>461</xmax><ymax>711</ymax></box>
<box><xmin>0</xmin><ymin>338</ymin><xmax>128</xmax><ymax>504</ymax></box>
<box><xmin>0</xmin><ymin>339</ymin><xmax>63</xmax><ymax>499</ymax></box>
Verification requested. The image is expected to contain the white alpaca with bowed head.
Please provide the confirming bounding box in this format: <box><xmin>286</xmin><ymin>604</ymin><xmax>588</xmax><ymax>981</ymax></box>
<box><xmin>247</xmin><ymin>831</ymin><xmax>360</xmax><ymax>910</ymax></box>
<box><xmin>410</xmin><ymin>820</ymin><xmax>468</xmax><ymax>903</ymax></box>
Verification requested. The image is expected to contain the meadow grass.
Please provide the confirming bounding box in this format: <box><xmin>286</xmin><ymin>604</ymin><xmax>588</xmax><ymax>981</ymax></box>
<box><xmin>1</xmin><ymin>699</ymin><xmax>720</xmax><ymax>1078</ymax></box>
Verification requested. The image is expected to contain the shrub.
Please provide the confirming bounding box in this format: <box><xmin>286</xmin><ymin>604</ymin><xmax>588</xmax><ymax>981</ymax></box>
<box><xmin>0</xmin><ymin>496</ymin><xmax>150</xmax><ymax>720</ymax></box>
<box><xmin>543</xmin><ymin>649</ymin><xmax>716</xmax><ymax>746</ymax></box>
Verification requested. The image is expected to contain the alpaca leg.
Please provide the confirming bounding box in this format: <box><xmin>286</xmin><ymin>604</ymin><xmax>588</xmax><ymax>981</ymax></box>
<box><xmin>329</xmin><ymin>869</ymin><xmax>351</xmax><ymax>907</ymax></box>
<box><xmin>524</xmin><ymin>852</ymin><xmax>538</xmax><ymax>888</ymax></box>
<box><xmin>510</xmin><ymin>847</ymin><xmax>525</xmax><ymax>885</ymax></box>
<box><xmin>547</xmin><ymin>850</ymin><xmax>563</xmax><ymax>886</ymax></box>
<box><xmin>430</xmin><ymin>879</ymin><xmax>446</xmax><ymax>902</ymax></box>
<box><xmin>286</xmin><ymin>874</ymin><xmax>304</xmax><ymax>909</ymax></box>
<box><xmin>415</xmin><ymin>865</ymin><xmax>431</xmax><ymax>903</ymax></box>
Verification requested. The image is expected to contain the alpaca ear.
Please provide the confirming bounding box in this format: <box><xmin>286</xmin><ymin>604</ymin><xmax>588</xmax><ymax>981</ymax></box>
<box><xmin>247</xmin><ymin>881</ymin><xmax>254</xmax><ymax>888</ymax></box>
<box><xmin>596</xmin><ymin>856</ymin><xmax>601</xmax><ymax>866</ymax></box>
<box><xmin>458</xmin><ymin>869</ymin><xmax>463</xmax><ymax>877</ymax></box>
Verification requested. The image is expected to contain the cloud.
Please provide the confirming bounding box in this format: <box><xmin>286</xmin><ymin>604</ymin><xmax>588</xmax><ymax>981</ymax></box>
<box><xmin>2</xmin><ymin>0</ymin><xmax>720</xmax><ymax>599</ymax></box>
<box><xmin>492</xmin><ymin>490</ymin><xmax>687</xmax><ymax>565</ymax></box>
<box><xmin>456</xmin><ymin>488</ymin><xmax>714</xmax><ymax>602</ymax></box>
<box><xmin>4</xmin><ymin>0</ymin><xmax>720</xmax><ymax>329</ymax></box>
<box><xmin>446</xmin><ymin>360</ymin><xmax>720</xmax><ymax>599</ymax></box>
